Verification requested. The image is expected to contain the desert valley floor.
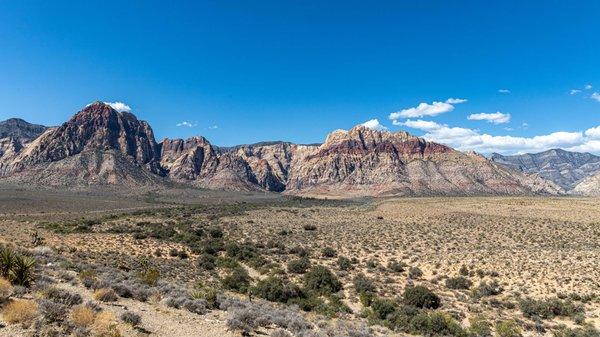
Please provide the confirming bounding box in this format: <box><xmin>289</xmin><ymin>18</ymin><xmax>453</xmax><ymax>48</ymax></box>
<box><xmin>0</xmin><ymin>187</ymin><xmax>598</xmax><ymax>337</ymax></box>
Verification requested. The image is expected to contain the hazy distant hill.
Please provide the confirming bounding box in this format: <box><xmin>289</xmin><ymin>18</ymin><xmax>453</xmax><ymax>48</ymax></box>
<box><xmin>491</xmin><ymin>149</ymin><xmax>600</xmax><ymax>191</ymax></box>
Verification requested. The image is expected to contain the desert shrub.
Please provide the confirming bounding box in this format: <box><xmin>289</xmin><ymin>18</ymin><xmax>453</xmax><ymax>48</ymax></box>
<box><xmin>253</xmin><ymin>276</ymin><xmax>303</xmax><ymax>303</ymax></box>
<box><xmin>137</xmin><ymin>266</ymin><xmax>160</xmax><ymax>286</ymax></box>
<box><xmin>120</xmin><ymin>311</ymin><xmax>141</xmax><ymax>326</ymax></box>
<box><xmin>3</xmin><ymin>253</ymin><xmax>36</xmax><ymax>287</ymax></box>
<box><xmin>409</xmin><ymin>311</ymin><xmax>469</xmax><ymax>337</ymax></box>
<box><xmin>94</xmin><ymin>288</ymin><xmax>118</xmax><ymax>302</ymax></box>
<box><xmin>1</xmin><ymin>299</ymin><xmax>39</xmax><ymax>324</ymax></box>
<box><xmin>303</xmin><ymin>266</ymin><xmax>342</xmax><ymax>295</ymax></box>
<box><xmin>216</xmin><ymin>256</ymin><xmax>241</xmax><ymax>269</ymax></box>
<box><xmin>322</xmin><ymin>247</ymin><xmax>337</xmax><ymax>258</ymax></box>
<box><xmin>45</xmin><ymin>287</ymin><xmax>83</xmax><ymax>307</ymax></box>
<box><xmin>79</xmin><ymin>269</ymin><xmax>98</xmax><ymax>288</ymax></box>
<box><xmin>403</xmin><ymin>285</ymin><xmax>440</xmax><ymax>309</ymax></box>
<box><xmin>289</xmin><ymin>245</ymin><xmax>310</xmax><ymax>257</ymax></box>
<box><xmin>408</xmin><ymin>266</ymin><xmax>423</xmax><ymax>279</ymax></box>
<box><xmin>197</xmin><ymin>253</ymin><xmax>216</xmax><ymax>270</ymax></box>
<box><xmin>472</xmin><ymin>280</ymin><xmax>503</xmax><ymax>298</ymax></box>
<box><xmin>0</xmin><ymin>277</ymin><xmax>13</xmax><ymax>301</ymax></box>
<box><xmin>386</xmin><ymin>304</ymin><xmax>421</xmax><ymax>332</ymax></box>
<box><xmin>553</xmin><ymin>325</ymin><xmax>600</xmax><ymax>337</ymax></box>
<box><xmin>371</xmin><ymin>298</ymin><xmax>396</xmax><ymax>320</ymax></box>
<box><xmin>192</xmin><ymin>286</ymin><xmax>220</xmax><ymax>309</ymax></box>
<box><xmin>39</xmin><ymin>299</ymin><xmax>68</xmax><ymax>323</ymax></box>
<box><xmin>287</xmin><ymin>257</ymin><xmax>311</xmax><ymax>274</ymax></box>
<box><xmin>92</xmin><ymin>311</ymin><xmax>121</xmax><ymax>337</ymax></box>
<box><xmin>313</xmin><ymin>294</ymin><xmax>352</xmax><ymax>317</ymax></box>
<box><xmin>222</xmin><ymin>267</ymin><xmax>251</xmax><ymax>293</ymax></box>
<box><xmin>445</xmin><ymin>276</ymin><xmax>472</xmax><ymax>290</ymax></box>
<box><xmin>303</xmin><ymin>224</ymin><xmax>317</xmax><ymax>231</ymax></box>
<box><xmin>208</xmin><ymin>226</ymin><xmax>224</xmax><ymax>238</ymax></box>
<box><xmin>469</xmin><ymin>315</ymin><xmax>492</xmax><ymax>337</ymax></box>
<box><xmin>459</xmin><ymin>265</ymin><xmax>469</xmax><ymax>276</ymax></box>
<box><xmin>353</xmin><ymin>273</ymin><xmax>376</xmax><ymax>294</ymax></box>
<box><xmin>337</xmin><ymin>256</ymin><xmax>353</xmax><ymax>270</ymax></box>
<box><xmin>495</xmin><ymin>320</ymin><xmax>522</xmax><ymax>337</ymax></box>
<box><xmin>388</xmin><ymin>260</ymin><xmax>407</xmax><ymax>273</ymax></box>
<box><xmin>70</xmin><ymin>305</ymin><xmax>96</xmax><ymax>327</ymax></box>
<box><xmin>519</xmin><ymin>297</ymin><xmax>583</xmax><ymax>319</ymax></box>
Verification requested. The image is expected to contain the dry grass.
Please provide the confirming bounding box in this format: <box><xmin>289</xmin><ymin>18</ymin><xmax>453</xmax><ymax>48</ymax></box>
<box><xmin>0</xmin><ymin>277</ymin><xmax>12</xmax><ymax>301</ymax></box>
<box><xmin>94</xmin><ymin>288</ymin><xmax>118</xmax><ymax>302</ymax></box>
<box><xmin>70</xmin><ymin>305</ymin><xmax>96</xmax><ymax>327</ymax></box>
<box><xmin>92</xmin><ymin>311</ymin><xmax>122</xmax><ymax>337</ymax></box>
<box><xmin>1</xmin><ymin>299</ymin><xmax>39</xmax><ymax>324</ymax></box>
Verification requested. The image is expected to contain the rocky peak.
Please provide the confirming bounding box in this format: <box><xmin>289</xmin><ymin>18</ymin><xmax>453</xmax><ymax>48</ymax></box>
<box><xmin>6</xmin><ymin>102</ymin><xmax>162</xmax><ymax>176</ymax></box>
<box><xmin>0</xmin><ymin>118</ymin><xmax>47</xmax><ymax>141</ymax></box>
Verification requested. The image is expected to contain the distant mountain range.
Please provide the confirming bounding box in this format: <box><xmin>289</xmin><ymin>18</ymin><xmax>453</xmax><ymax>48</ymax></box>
<box><xmin>2</xmin><ymin>101</ymin><xmax>597</xmax><ymax>197</ymax></box>
<box><xmin>491</xmin><ymin>150</ymin><xmax>600</xmax><ymax>192</ymax></box>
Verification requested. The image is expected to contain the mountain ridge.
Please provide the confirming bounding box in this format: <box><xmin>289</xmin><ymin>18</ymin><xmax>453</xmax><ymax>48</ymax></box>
<box><xmin>0</xmin><ymin>102</ymin><xmax>567</xmax><ymax>196</ymax></box>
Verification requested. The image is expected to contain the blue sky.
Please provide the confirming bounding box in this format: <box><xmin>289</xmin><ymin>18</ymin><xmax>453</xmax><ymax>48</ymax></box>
<box><xmin>0</xmin><ymin>1</ymin><xmax>599</xmax><ymax>153</ymax></box>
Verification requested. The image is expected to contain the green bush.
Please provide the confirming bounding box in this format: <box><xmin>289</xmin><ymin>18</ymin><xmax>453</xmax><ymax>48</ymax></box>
<box><xmin>303</xmin><ymin>265</ymin><xmax>342</xmax><ymax>295</ymax></box>
<box><xmin>388</xmin><ymin>260</ymin><xmax>407</xmax><ymax>273</ymax></box>
<box><xmin>403</xmin><ymin>285</ymin><xmax>440</xmax><ymax>309</ymax></box>
<box><xmin>553</xmin><ymin>325</ymin><xmax>599</xmax><ymax>337</ymax></box>
<box><xmin>469</xmin><ymin>316</ymin><xmax>492</xmax><ymax>337</ymax></box>
<box><xmin>353</xmin><ymin>273</ymin><xmax>376</xmax><ymax>294</ymax></box>
<box><xmin>287</xmin><ymin>257</ymin><xmax>311</xmax><ymax>274</ymax></box>
<box><xmin>337</xmin><ymin>256</ymin><xmax>352</xmax><ymax>270</ymax></box>
<box><xmin>222</xmin><ymin>267</ymin><xmax>251</xmax><ymax>293</ymax></box>
<box><xmin>0</xmin><ymin>247</ymin><xmax>36</xmax><ymax>287</ymax></box>
<box><xmin>253</xmin><ymin>276</ymin><xmax>302</xmax><ymax>303</ymax></box>
<box><xmin>409</xmin><ymin>311</ymin><xmax>469</xmax><ymax>337</ymax></box>
<box><xmin>445</xmin><ymin>276</ymin><xmax>472</xmax><ymax>290</ymax></box>
<box><xmin>495</xmin><ymin>320</ymin><xmax>522</xmax><ymax>337</ymax></box>
<box><xmin>371</xmin><ymin>298</ymin><xmax>396</xmax><ymax>320</ymax></box>
<box><xmin>519</xmin><ymin>297</ymin><xmax>583</xmax><ymax>319</ymax></box>
<box><xmin>322</xmin><ymin>247</ymin><xmax>337</xmax><ymax>258</ymax></box>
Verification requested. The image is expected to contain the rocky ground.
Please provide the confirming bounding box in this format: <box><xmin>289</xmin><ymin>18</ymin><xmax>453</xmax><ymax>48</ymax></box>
<box><xmin>0</xmin><ymin>189</ymin><xmax>598</xmax><ymax>337</ymax></box>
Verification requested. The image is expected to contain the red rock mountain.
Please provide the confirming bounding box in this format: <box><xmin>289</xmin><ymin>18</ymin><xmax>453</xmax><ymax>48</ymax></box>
<box><xmin>0</xmin><ymin>103</ymin><xmax>561</xmax><ymax>195</ymax></box>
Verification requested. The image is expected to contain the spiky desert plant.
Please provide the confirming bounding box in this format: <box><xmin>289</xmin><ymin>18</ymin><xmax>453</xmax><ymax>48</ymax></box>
<box><xmin>9</xmin><ymin>255</ymin><xmax>36</xmax><ymax>286</ymax></box>
<box><xmin>0</xmin><ymin>247</ymin><xmax>15</xmax><ymax>279</ymax></box>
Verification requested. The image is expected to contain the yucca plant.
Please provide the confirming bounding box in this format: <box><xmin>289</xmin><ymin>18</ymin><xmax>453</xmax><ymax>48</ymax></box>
<box><xmin>0</xmin><ymin>247</ymin><xmax>15</xmax><ymax>279</ymax></box>
<box><xmin>9</xmin><ymin>255</ymin><xmax>36</xmax><ymax>287</ymax></box>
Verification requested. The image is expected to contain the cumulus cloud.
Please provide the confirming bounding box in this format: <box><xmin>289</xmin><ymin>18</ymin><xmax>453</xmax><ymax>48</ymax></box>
<box><xmin>570</xmin><ymin>89</ymin><xmax>582</xmax><ymax>95</ymax></box>
<box><xmin>585</xmin><ymin>125</ymin><xmax>600</xmax><ymax>139</ymax></box>
<box><xmin>389</xmin><ymin>98</ymin><xmax>467</xmax><ymax>120</ymax></box>
<box><xmin>399</xmin><ymin>119</ymin><xmax>600</xmax><ymax>154</ymax></box>
<box><xmin>176</xmin><ymin>121</ymin><xmax>197</xmax><ymax>127</ymax></box>
<box><xmin>468</xmin><ymin>112</ymin><xmax>511</xmax><ymax>124</ymax></box>
<box><xmin>104</xmin><ymin>102</ymin><xmax>131</xmax><ymax>113</ymax></box>
<box><xmin>585</xmin><ymin>84</ymin><xmax>593</xmax><ymax>90</ymax></box>
<box><xmin>591</xmin><ymin>92</ymin><xmax>600</xmax><ymax>102</ymax></box>
<box><xmin>361</xmin><ymin>119</ymin><xmax>388</xmax><ymax>131</ymax></box>
<box><xmin>498</xmin><ymin>89</ymin><xmax>511</xmax><ymax>94</ymax></box>
<box><xmin>208</xmin><ymin>125</ymin><xmax>218</xmax><ymax>130</ymax></box>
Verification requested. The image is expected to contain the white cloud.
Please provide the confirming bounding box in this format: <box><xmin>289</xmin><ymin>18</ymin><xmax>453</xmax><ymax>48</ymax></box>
<box><xmin>570</xmin><ymin>89</ymin><xmax>581</xmax><ymax>95</ymax></box>
<box><xmin>585</xmin><ymin>84</ymin><xmax>593</xmax><ymax>90</ymax></box>
<box><xmin>399</xmin><ymin>119</ymin><xmax>600</xmax><ymax>154</ymax></box>
<box><xmin>104</xmin><ymin>101</ymin><xmax>131</xmax><ymax>113</ymax></box>
<box><xmin>445</xmin><ymin>98</ymin><xmax>468</xmax><ymax>104</ymax></box>
<box><xmin>498</xmin><ymin>89</ymin><xmax>511</xmax><ymax>94</ymax></box>
<box><xmin>591</xmin><ymin>92</ymin><xmax>600</xmax><ymax>102</ymax></box>
<box><xmin>208</xmin><ymin>125</ymin><xmax>218</xmax><ymax>130</ymax></box>
<box><xmin>361</xmin><ymin>119</ymin><xmax>388</xmax><ymax>131</ymax></box>
<box><xmin>389</xmin><ymin>98</ymin><xmax>466</xmax><ymax>120</ymax></box>
<box><xmin>585</xmin><ymin>125</ymin><xmax>600</xmax><ymax>139</ymax></box>
<box><xmin>176</xmin><ymin>121</ymin><xmax>197</xmax><ymax>127</ymax></box>
<box><xmin>468</xmin><ymin>112</ymin><xmax>511</xmax><ymax>124</ymax></box>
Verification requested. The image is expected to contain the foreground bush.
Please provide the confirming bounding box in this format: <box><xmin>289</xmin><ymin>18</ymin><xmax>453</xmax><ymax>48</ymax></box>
<box><xmin>1</xmin><ymin>299</ymin><xmax>39</xmax><ymax>324</ymax></box>
<box><xmin>0</xmin><ymin>277</ymin><xmax>13</xmax><ymax>301</ymax></box>
<box><xmin>287</xmin><ymin>257</ymin><xmax>311</xmax><ymax>274</ymax></box>
<box><xmin>253</xmin><ymin>276</ymin><xmax>303</xmax><ymax>303</ymax></box>
<box><xmin>403</xmin><ymin>285</ymin><xmax>440</xmax><ymax>309</ymax></box>
<box><xmin>519</xmin><ymin>297</ymin><xmax>583</xmax><ymax>319</ymax></box>
<box><xmin>70</xmin><ymin>305</ymin><xmax>96</xmax><ymax>328</ymax></box>
<box><xmin>496</xmin><ymin>320</ymin><xmax>522</xmax><ymax>337</ymax></box>
<box><xmin>222</xmin><ymin>267</ymin><xmax>251</xmax><ymax>293</ymax></box>
<box><xmin>303</xmin><ymin>266</ymin><xmax>342</xmax><ymax>295</ymax></box>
